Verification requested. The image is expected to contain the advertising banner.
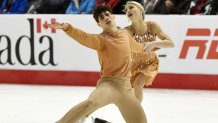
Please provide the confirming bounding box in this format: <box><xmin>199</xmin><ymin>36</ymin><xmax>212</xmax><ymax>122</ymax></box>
<box><xmin>0</xmin><ymin>15</ymin><xmax>218</xmax><ymax>89</ymax></box>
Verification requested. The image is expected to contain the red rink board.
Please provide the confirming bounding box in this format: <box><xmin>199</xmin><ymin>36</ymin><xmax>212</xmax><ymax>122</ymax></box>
<box><xmin>0</xmin><ymin>69</ymin><xmax>218</xmax><ymax>90</ymax></box>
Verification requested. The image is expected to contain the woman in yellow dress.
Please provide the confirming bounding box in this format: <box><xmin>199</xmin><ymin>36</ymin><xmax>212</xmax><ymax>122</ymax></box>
<box><xmin>124</xmin><ymin>1</ymin><xmax>174</xmax><ymax>103</ymax></box>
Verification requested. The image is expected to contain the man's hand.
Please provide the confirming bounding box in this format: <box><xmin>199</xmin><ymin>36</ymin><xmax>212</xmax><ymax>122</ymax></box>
<box><xmin>48</xmin><ymin>22</ymin><xmax>69</xmax><ymax>30</ymax></box>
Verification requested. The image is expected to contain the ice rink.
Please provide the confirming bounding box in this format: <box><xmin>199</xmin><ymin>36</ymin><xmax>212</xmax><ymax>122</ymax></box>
<box><xmin>0</xmin><ymin>84</ymin><xmax>218</xmax><ymax>123</ymax></box>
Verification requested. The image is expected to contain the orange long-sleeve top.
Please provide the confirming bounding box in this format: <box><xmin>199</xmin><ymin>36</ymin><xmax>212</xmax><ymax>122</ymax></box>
<box><xmin>64</xmin><ymin>24</ymin><xmax>144</xmax><ymax>77</ymax></box>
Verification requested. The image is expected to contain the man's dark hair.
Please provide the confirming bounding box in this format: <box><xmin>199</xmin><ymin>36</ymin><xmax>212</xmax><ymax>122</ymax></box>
<box><xmin>93</xmin><ymin>5</ymin><xmax>112</xmax><ymax>22</ymax></box>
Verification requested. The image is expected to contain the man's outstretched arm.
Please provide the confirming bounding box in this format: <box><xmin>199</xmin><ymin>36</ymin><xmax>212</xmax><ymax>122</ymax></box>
<box><xmin>48</xmin><ymin>22</ymin><xmax>103</xmax><ymax>51</ymax></box>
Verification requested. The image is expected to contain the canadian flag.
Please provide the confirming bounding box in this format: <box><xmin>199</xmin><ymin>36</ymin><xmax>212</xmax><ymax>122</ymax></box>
<box><xmin>36</xmin><ymin>18</ymin><xmax>56</xmax><ymax>33</ymax></box>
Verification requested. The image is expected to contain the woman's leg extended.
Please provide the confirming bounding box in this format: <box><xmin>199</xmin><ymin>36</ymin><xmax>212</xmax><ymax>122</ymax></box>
<box><xmin>133</xmin><ymin>73</ymin><xmax>147</xmax><ymax>103</ymax></box>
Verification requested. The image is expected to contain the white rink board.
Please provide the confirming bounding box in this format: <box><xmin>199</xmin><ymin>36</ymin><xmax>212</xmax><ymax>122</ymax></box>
<box><xmin>0</xmin><ymin>15</ymin><xmax>218</xmax><ymax>74</ymax></box>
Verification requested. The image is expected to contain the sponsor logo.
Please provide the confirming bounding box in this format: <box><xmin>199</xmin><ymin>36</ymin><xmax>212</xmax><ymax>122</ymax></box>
<box><xmin>179</xmin><ymin>28</ymin><xmax>218</xmax><ymax>59</ymax></box>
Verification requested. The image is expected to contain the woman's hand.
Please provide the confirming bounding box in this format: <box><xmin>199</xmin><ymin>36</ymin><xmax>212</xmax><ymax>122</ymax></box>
<box><xmin>143</xmin><ymin>42</ymin><xmax>155</xmax><ymax>54</ymax></box>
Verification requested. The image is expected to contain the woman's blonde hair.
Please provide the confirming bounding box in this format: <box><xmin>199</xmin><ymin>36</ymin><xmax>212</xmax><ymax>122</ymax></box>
<box><xmin>125</xmin><ymin>1</ymin><xmax>145</xmax><ymax>20</ymax></box>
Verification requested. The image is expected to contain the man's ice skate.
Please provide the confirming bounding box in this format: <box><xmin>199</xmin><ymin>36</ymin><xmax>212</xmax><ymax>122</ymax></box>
<box><xmin>91</xmin><ymin>116</ymin><xmax>111</xmax><ymax>123</ymax></box>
